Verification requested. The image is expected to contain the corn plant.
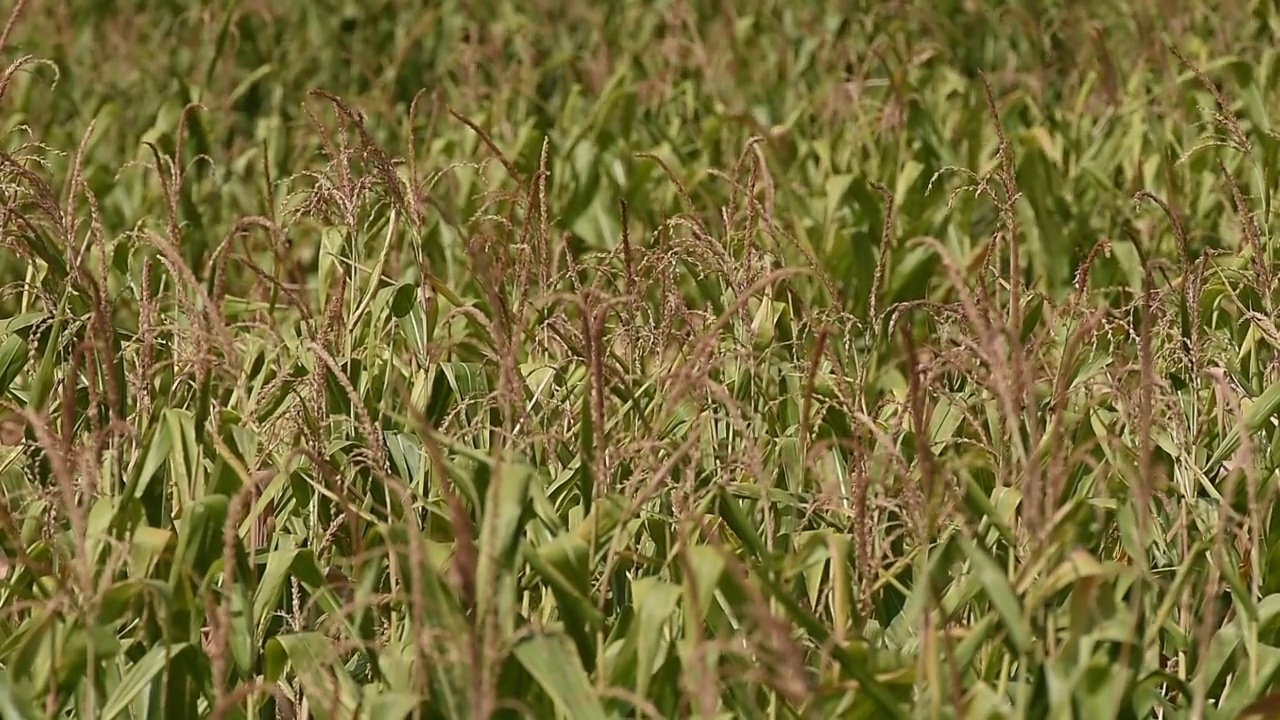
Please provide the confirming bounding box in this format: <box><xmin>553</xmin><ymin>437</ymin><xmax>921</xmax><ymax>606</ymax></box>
<box><xmin>3</xmin><ymin>0</ymin><xmax>1280</xmax><ymax>718</ymax></box>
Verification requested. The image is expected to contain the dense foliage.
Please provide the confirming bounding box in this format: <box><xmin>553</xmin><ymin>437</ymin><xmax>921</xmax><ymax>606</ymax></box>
<box><xmin>3</xmin><ymin>0</ymin><xmax>1280</xmax><ymax>717</ymax></box>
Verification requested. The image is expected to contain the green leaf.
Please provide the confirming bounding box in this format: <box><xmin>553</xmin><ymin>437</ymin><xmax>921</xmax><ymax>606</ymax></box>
<box><xmin>631</xmin><ymin>578</ymin><xmax>682</xmax><ymax>700</ymax></box>
<box><xmin>100</xmin><ymin>643</ymin><xmax>194</xmax><ymax>720</ymax></box>
<box><xmin>512</xmin><ymin>632</ymin><xmax>608</xmax><ymax>720</ymax></box>
<box><xmin>474</xmin><ymin>458</ymin><xmax>533</xmax><ymax>623</ymax></box>
<box><xmin>0</xmin><ymin>666</ymin><xmax>40</xmax><ymax>720</ymax></box>
<box><xmin>253</xmin><ymin>544</ymin><xmax>327</xmax><ymax>643</ymax></box>
<box><xmin>1204</xmin><ymin>378</ymin><xmax>1280</xmax><ymax>475</ymax></box>
<box><xmin>389</xmin><ymin>282</ymin><xmax>417</xmax><ymax>319</ymax></box>
<box><xmin>265</xmin><ymin>633</ymin><xmax>360</xmax><ymax>720</ymax></box>
<box><xmin>957</xmin><ymin>535</ymin><xmax>1033</xmax><ymax>656</ymax></box>
<box><xmin>359</xmin><ymin>689</ymin><xmax>421</xmax><ymax>720</ymax></box>
<box><xmin>526</xmin><ymin>533</ymin><xmax>603</xmax><ymax>662</ymax></box>
<box><xmin>1073</xmin><ymin>655</ymin><xmax>1132</xmax><ymax>720</ymax></box>
<box><xmin>0</xmin><ymin>334</ymin><xmax>28</xmax><ymax>399</ymax></box>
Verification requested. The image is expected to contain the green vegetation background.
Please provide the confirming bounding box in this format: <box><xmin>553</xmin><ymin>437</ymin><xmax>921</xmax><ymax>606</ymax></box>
<box><xmin>2</xmin><ymin>0</ymin><xmax>1280</xmax><ymax>718</ymax></box>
